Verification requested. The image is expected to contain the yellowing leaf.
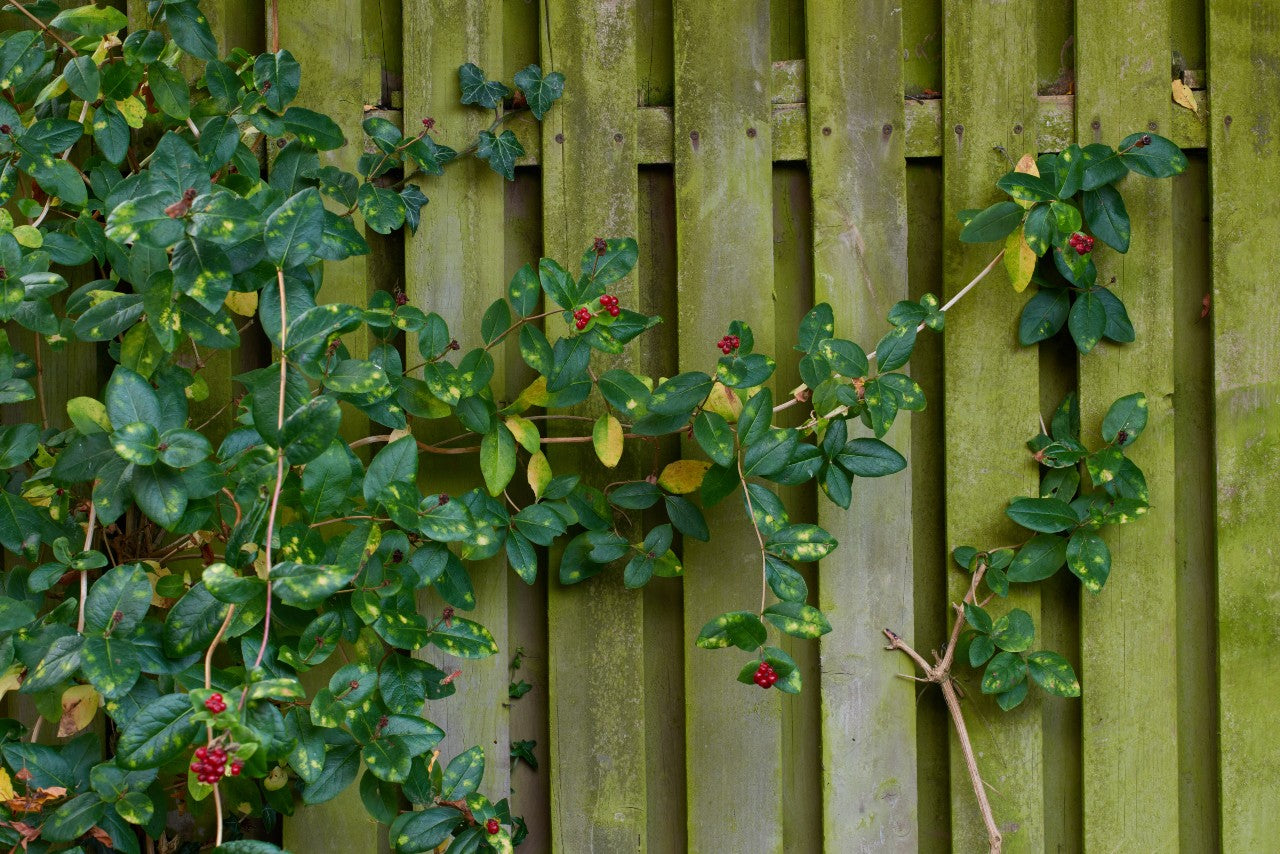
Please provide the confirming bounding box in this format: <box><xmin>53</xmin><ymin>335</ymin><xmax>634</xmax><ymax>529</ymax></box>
<box><xmin>527</xmin><ymin>451</ymin><xmax>551</xmax><ymax>500</ymax></box>
<box><xmin>0</xmin><ymin>768</ymin><xmax>14</xmax><ymax>803</ymax></box>
<box><xmin>0</xmin><ymin>664</ymin><xmax>23</xmax><ymax>706</ymax></box>
<box><xmin>505</xmin><ymin>415</ymin><xmax>540</xmax><ymax>454</ymax></box>
<box><xmin>115</xmin><ymin>97</ymin><xmax>146</xmax><ymax>129</ymax></box>
<box><xmin>1015</xmin><ymin>153</ymin><xmax>1039</xmax><ymax>176</ymax></box>
<box><xmin>701</xmin><ymin>382</ymin><xmax>742</xmax><ymax>422</ymax></box>
<box><xmin>511</xmin><ymin>377</ymin><xmax>550</xmax><ymax>411</ymax></box>
<box><xmin>1172</xmin><ymin>79</ymin><xmax>1198</xmax><ymax>114</ymax></box>
<box><xmin>1004</xmin><ymin>228</ymin><xmax>1036</xmax><ymax>293</ymax></box>
<box><xmin>58</xmin><ymin>684</ymin><xmax>99</xmax><ymax>738</ymax></box>
<box><xmin>224</xmin><ymin>290</ymin><xmax>258</xmax><ymax>317</ymax></box>
<box><xmin>592</xmin><ymin>414</ymin><xmax>623</xmax><ymax>468</ymax></box>
<box><xmin>657</xmin><ymin>459</ymin><xmax>711</xmax><ymax>494</ymax></box>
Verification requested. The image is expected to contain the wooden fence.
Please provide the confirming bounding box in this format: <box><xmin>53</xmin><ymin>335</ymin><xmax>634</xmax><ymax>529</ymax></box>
<box><xmin>67</xmin><ymin>0</ymin><xmax>1280</xmax><ymax>850</ymax></box>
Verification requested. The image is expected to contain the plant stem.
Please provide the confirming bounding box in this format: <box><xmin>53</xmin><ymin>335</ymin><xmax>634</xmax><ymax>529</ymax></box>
<box><xmin>773</xmin><ymin>249</ymin><xmax>1006</xmax><ymax>415</ymax></box>
<box><xmin>253</xmin><ymin>268</ymin><xmax>289</xmax><ymax>673</ymax></box>
<box><xmin>32</xmin><ymin>333</ymin><xmax>47</xmax><ymax>430</ymax></box>
<box><xmin>736</xmin><ymin>453</ymin><xmax>770</xmax><ymax>615</ymax></box>
<box><xmin>75</xmin><ymin>503</ymin><xmax>97</xmax><ymax>634</ymax></box>
<box><xmin>883</xmin><ymin>561</ymin><xmax>1002</xmax><ymax>853</ymax></box>
<box><xmin>10</xmin><ymin>2</ymin><xmax>77</xmax><ymax>55</ymax></box>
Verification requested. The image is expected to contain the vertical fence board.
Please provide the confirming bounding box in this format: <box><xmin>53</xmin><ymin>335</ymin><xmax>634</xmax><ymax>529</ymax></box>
<box><xmin>805</xmin><ymin>1</ymin><xmax>916</xmax><ymax>848</ymax></box>
<box><xmin>539</xmin><ymin>2</ymin><xmax>647</xmax><ymax>851</ymax></box>
<box><xmin>942</xmin><ymin>2</ymin><xmax>1045</xmax><ymax>850</ymax></box>
<box><xmin>673</xmin><ymin>2</ymin><xmax>781</xmax><ymax>850</ymax></box>
<box><xmin>402</xmin><ymin>0</ymin><xmax>511</xmax><ymax>804</ymax></box>
<box><xmin>1075</xmin><ymin>5</ymin><xmax>1181</xmax><ymax>850</ymax></box>
<box><xmin>1171</xmin><ymin>155</ymin><xmax>1219</xmax><ymax>852</ymax></box>
<box><xmin>1209</xmin><ymin>3</ymin><xmax>1280</xmax><ymax>850</ymax></box>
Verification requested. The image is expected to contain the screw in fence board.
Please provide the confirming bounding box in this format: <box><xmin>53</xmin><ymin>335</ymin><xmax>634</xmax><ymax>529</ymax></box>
<box><xmin>401</xmin><ymin>0</ymin><xmax>512</xmax><ymax>810</ymax></box>
<box><xmin>804</xmin><ymin>0</ymin><xmax>918</xmax><ymax>848</ymax></box>
<box><xmin>1074</xmin><ymin>6</ymin><xmax>1181</xmax><ymax>850</ymax></box>
<box><xmin>1209</xmin><ymin>2</ymin><xmax>1280</xmax><ymax>850</ymax></box>
<box><xmin>673</xmin><ymin>1</ymin><xmax>783</xmax><ymax>850</ymax></box>
<box><xmin>941</xmin><ymin>2</ymin><xmax>1045</xmax><ymax>849</ymax></box>
<box><xmin>538</xmin><ymin>2</ymin><xmax>649</xmax><ymax>850</ymax></box>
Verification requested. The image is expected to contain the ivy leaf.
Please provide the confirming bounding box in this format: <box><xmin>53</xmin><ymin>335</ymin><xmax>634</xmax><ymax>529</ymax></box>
<box><xmin>458</xmin><ymin>63</ymin><xmax>510</xmax><ymax>109</ymax></box>
<box><xmin>266</xmin><ymin>187</ymin><xmax>326</xmax><ymax>269</ymax></box>
<box><xmin>513</xmin><ymin>64</ymin><xmax>565</xmax><ymax>120</ymax></box>
<box><xmin>475</xmin><ymin>130</ymin><xmax>524</xmax><ymax>181</ymax></box>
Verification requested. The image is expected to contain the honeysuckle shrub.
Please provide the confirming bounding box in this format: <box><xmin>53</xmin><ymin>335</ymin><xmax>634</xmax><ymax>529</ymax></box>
<box><xmin>0</xmin><ymin>0</ymin><xmax>1186</xmax><ymax>850</ymax></box>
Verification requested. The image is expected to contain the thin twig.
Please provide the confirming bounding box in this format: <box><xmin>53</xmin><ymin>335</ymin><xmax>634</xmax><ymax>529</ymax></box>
<box><xmin>10</xmin><ymin>2</ymin><xmax>77</xmax><ymax>55</ymax></box>
<box><xmin>735</xmin><ymin>453</ymin><xmax>769</xmax><ymax>616</ymax></box>
<box><xmin>75</xmin><ymin>503</ymin><xmax>97</xmax><ymax>633</ymax></box>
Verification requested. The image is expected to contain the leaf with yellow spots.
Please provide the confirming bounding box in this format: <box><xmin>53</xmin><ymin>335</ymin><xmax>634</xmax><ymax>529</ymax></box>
<box><xmin>1027</xmin><ymin>650</ymin><xmax>1082</xmax><ymax>697</ymax></box>
<box><xmin>591</xmin><ymin>413</ymin><xmax>623</xmax><ymax>468</ymax></box>
<box><xmin>657</xmin><ymin>459</ymin><xmax>711</xmax><ymax>494</ymax></box>
<box><xmin>57</xmin><ymin>685</ymin><xmax>99</xmax><ymax>737</ymax></box>
<box><xmin>763</xmin><ymin>601</ymin><xmax>832</xmax><ymax>639</ymax></box>
<box><xmin>114</xmin><ymin>97</ymin><xmax>146</xmax><ymax>129</ymax></box>
<box><xmin>1004</xmin><ymin>227</ymin><xmax>1036</xmax><ymax>293</ymax></box>
<box><xmin>764</xmin><ymin>523</ymin><xmax>837</xmax><ymax>563</ymax></box>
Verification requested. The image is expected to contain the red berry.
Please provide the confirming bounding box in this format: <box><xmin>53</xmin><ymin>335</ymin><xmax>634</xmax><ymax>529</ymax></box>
<box><xmin>204</xmin><ymin>693</ymin><xmax>224</xmax><ymax>712</ymax></box>
<box><xmin>195</xmin><ymin>747</ymin><xmax>207</xmax><ymax>759</ymax></box>
<box><xmin>485</xmin><ymin>818</ymin><xmax>500</xmax><ymax>834</ymax></box>
<box><xmin>191</xmin><ymin>762</ymin><xmax>202</xmax><ymax>772</ymax></box>
<box><xmin>230</xmin><ymin>761</ymin><xmax>243</xmax><ymax>777</ymax></box>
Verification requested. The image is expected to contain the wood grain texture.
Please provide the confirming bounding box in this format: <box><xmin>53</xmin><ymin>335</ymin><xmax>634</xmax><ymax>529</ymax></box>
<box><xmin>539</xmin><ymin>2</ymin><xmax>648</xmax><ymax>851</ymax></box>
<box><xmin>1075</xmin><ymin>4</ymin><xmax>1180</xmax><ymax>850</ymax></box>
<box><xmin>673</xmin><ymin>1</ymin><xmax>782</xmax><ymax>850</ymax></box>
<box><xmin>1209</xmin><ymin>2</ymin><xmax>1280</xmax><ymax>849</ymax></box>
<box><xmin>402</xmin><ymin>0</ymin><xmax>511</xmax><ymax>806</ymax></box>
<box><xmin>942</xmin><ymin>2</ymin><xmax>1045</xmax><ymax>849</ymax></box>
<box><xmin>805</xmin><ymin>1</ymin><xmax>917</xmax><ymax>848</ymax></box>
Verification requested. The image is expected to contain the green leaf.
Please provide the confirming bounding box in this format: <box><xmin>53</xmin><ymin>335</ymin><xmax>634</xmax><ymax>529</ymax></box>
<box><xmin>391</xmin><ymin>807</ymin><xmax>466</xmax><ymax>854</ymax></box>
<box><xmin>42</xmin><ymin>793</ymin><xmax>107</xmax><ymax>842</ymax></box>
<box><xmin>148</xmin><ymin>63</ymin><xmax>190</xmax><ymax>120</ymax></box>
<box><xmin>22</xmin><ymin>634</ymin><xmax>84</xmax><ymax>693</ymax></box>
<box><xmin>581</xmin><ymin>237</ymin><xmax>638</xmax><ymax>286</ymax></box>
<box><xmin>475</xmin><ymin>130</ymin><xmax>524</xmax><ymax>181</ymax></box>
<box><xmin>428</xmin><ymin>618</ymin><xmax>498</xmax><ymax>659</ymax></box>
<box><xmin>116</xmin><ymin>693</ymin><xmax>200</xmax><ymax>769</ymax></box>
<box><xmin>1018</xmin><ymin>288</ymin><xmax>1069</xmax><ymax>345</ymax></box>
<box><xmin>969</xmin><ymin>634</ymin><xmax>996</xmax><ymax>667</ymax></box>
<box><xmin>303</xmin><ymin>742</ymin><xmax>360</xmax><ymax>805</ymax></box>
<box><xmin>996</xmin><ymin>172</ymin><xmax>1058</xmax><ymax>204</ymax></box>
<box><xmin>648</xmin><ymin>372</ymin><xmax>713</xmax><ymax>416</ymax></box>
<box><xmin>1005</xmin><ymin>497</ymin><xmax>1077</xmax><ymax>533</ymax></box>
<box><xmin>189</xmin><ymin>189</ymin><xmax>262</xmax><ymax>246</ymax></box>
<box><xmin>835</xmin><ymin>438</ymin><xmax>906</xmax><ymax>478</ymax></box>
<box><xmin>358</xmin><ymin>183</ymin><xmax>406</xmax><ymax>234</ymax></box>
<box><xmin>480</xmin><ymin>425</ymin><xmax>516</xmax><ymax>496</ymax></box>
<box><xmin>271</xmin><ymin>562</ymin><xmax>358</xmax><ymax>609</ymax></box>
<box><xmin>991</xmin><ymin>608</ymin><xmax>1035</xmax><ymax>652</ymax></box>
<box><xmin>283</xmin><ymin>106</ymin><xmax>347</xmax><ymax>151</ymax></box>
<box><xmin>51</xmin><ymin>4</ymin><xmax>128</xmax><ymax>36</ymax></box>
<box><xmin>266</xmin><ymin>188</ymin><xmax>325</xmax><ymax>269</ymax></box>
<box><xmin>762</xmin><ymin>602</ymin><xmax>833</xmax><ymax>639</ymax></box>
<box><xmin>82</xmin><ymin>635</ymin><xmax>141</xmax><ymax>698</ymax></box>
<box><xmin>693</xmin><ymin>411</ymin><xmax>735</xmax><ymax>467</ymax></box>
<box><xmin>798</xmin><ymin>303</ymin><xmax>835</xmax><ymax>353</ymax></box>
<box><xmin>254</xmin><ymin>49</ymin><xmax>302</xmax><ymax>112</ymax></box>
<box><xmin>1118</xmin><ymin>132</ymin><xmax>1188</xmax><ymax>179</ymax></box>
<box><xmin>1082</xmin><ymin>185</ymin><xmax>1130</xmax><ymax>253</ymax></box>
<box><xmin>1027</xmin><ymin>650</ymin><xmax>1082</xmax><ymax>697</ymax></box>
<box><xmin>441</xmin><ymin>745</ymin><xmax>486</xmax><ymax>800</ymax></box>
<box><xmin>1066</xmin><ymin>530</ymin><xmax>1111</xmax><ymax>593</ymax></box>
<box><xmin>85</xmin><ymin>564</ymin><xmax>152</xmax><ymax>635</ymax></box>
<box><xmin>1079</xmin><ymin>143</ymin><xmax>1128</xmax><ymax>191</ymax></box>
<box><xmin>280</xmin><ymin>395</ymin><xmax>343</xmax><ymax>464</ymax></box>
<box><xmin>1101</xmin><ymin>392</ymin><xmax>1147</xmax><ymax>445</ymax></box>
<box><xmin>1007</xmin><ymin>534</ymin><xmax>1068</xmax><ymax>583</ymax></box>
<box><xmin>165</xmin><ymin>1</ymin><xmax>219</xmax><ymax>61</ymax></box>
<box><xmin>959</xmin><ymin>201</ymin><xmax>1023</xmax><ymax>243</ymax></box>
<box><xmin>1068</xmin><ymin>290</ymin><xmax>1106</xmax><ymax>354</ymax></box>
<box><xmin>764</xmin><ymin>557</ymin><xmax>808</xmax><ymax>603</ymax></box>
<box><xmin>980</xmin><ymin>651</ymin><xmax>1027</xmax><ymax>694</ymax></box>
<box><xmin>874</xmin><ymin>323</ymin><xmax>917</xmax><ymax>372</ymax></box>
<box><xmin>63</xmin><ymin>55</ymin><xmax>100</xmax><ymax>102</ymax></box>
<box><xmin>764</xmin><ymin>523</ymin><xmax>837</xmax><ymax>562</ymax></box>
<box><xmin>696</xmin><ymin>611</ymin><xmax>767</xmax><ymax>651</ymax></box>
<box><xmin>513</xmin><ymin>64</ymin><xmax>565</xmax><ymax>120</ymax></box>
<box><xmin>458</xmin><ymin>63</ymin><xmax>510</xmax><ymax>109</ymax></box>
<box><xmin>131</xmin><ymin>464</ymin><xmax>187</xmax><ymax>529</ymax></box>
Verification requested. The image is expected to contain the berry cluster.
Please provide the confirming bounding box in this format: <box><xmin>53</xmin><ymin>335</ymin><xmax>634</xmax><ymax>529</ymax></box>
<box><xmin>573</xmin><ymin>307</ymin><xmax>593</xmax><ymax>330</ymax></box>
<box><xmin>204</xmin><ymin>693</ymin><xmax>227</xmax><ymax>714</ymax></box>
<box><xmin>1068</xmin><ymin>232</ymin><xmax>1095</xmax><ymax>255</ymax></box>
<box><xmin>190</xmin><ymin>745</ymin><xmax>242</xmax><ymax>784</ymax></box>
<box><xmin>599</xmin><ymin>294</ymin><xmax>620</xmax><ymax>317</ymax></box>
<box><xmin>752</xmin><ymin>661</ymin><xmax>778</xmax><ymax>689</ymax></box>
<box><xmin>485</xmin><ymin>818</ymin><xmax>500</xmax><ymax>835</ymax></box>
<box><xmin>717</xmin><ymin>334</ymin><xmax>741</xmax><ymax>355</ymax></box>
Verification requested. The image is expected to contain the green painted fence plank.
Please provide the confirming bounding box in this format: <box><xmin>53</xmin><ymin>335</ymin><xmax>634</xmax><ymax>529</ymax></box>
<box><xmin>941</xmin><ymin>2</ymin><xmax>1045</xmax><ymax>850</ymax></box>
<box><xmin>539</xmin><ymin>2</ymin><xmax>648</xmax><ymax>851</ymax></box>
<box><xmin>1170</xmin><ymin>155</ymin><xmax>1219</xmax><ymax>853</ymax></box>
<box><xmin>1075</xmin><ymin>6</ymin><xmax>1181</xmax><ymax>851</ymax></box>
<box><xmin>402</xmin><ymin>0</ymin><xmax>511</xmax><ymax>810</ymax></box>
<box><xmin>673</xmin><ymin>2</ymin><xmax>782</xmax><ymax>850</ymax></box>
<box><xmin>1208</xmin><ymin>3</ymin><xmax>1280</xmax><ymax>850</ymax></box>
<box><xmin>805</xmin><ymin>1</ymin><xmax>917</xmax><ymax>848</ymax></box>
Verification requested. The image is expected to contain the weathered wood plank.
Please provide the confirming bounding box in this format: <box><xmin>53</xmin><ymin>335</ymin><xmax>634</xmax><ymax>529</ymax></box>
<box><xmin>1209</xmin><ymin>3</ymin><xmax>1280</xmax><ymax>850</ymax></box>
<box><xmin>539</xmin><ymin>2</ymin><xmax>648</xmax><ymax>851</ymax></box>
<box><xmin>673</xmin><ymin>1</ymin><xmax>782</xmax><ymax>850</ymax></box>
<box><xmin>804</xmin><ymin>1</ymin><xmax>917</xmax><ymax>848</ymax></box>
<box><xmin>941</xmin><ymin>2</ymin><xmax>1045</xmax><ymax>849</ymax></box>
<box><xmin>1075</xmin><ymin>5</ymin><xmax>1180</xmax><ymax>850</ymax></box>
<box><xmin>402</xmin><ymin>0</ymin><xmax>511</xmax><ymax>808</ymax></box>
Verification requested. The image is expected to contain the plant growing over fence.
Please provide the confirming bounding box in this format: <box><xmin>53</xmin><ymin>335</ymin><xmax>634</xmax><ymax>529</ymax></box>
<box><xmin>0</xmin><ymin>1</ymin><xmax>1184</xmax><ymax>852</ymax></box>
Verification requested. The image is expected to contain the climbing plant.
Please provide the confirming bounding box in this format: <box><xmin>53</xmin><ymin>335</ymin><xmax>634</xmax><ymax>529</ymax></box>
<box><xmin>0</xmin><ymin>1</ymin><xmax>1185</xmax><ymax>851</ymax></box>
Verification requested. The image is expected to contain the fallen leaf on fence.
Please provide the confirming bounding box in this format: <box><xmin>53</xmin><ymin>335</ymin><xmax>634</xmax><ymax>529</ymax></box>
<box><xmin>1172</xmin><ymin>79</ymin><xmax>1199</xmax><ymax>114</ymax></box>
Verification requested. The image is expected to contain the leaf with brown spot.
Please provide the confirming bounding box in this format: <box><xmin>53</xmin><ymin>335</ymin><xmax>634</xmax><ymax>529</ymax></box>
<box><xmin>1171</xmin><ymin>78</ymin><xmax>1198</xmax><ymax>114</ymax></box>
